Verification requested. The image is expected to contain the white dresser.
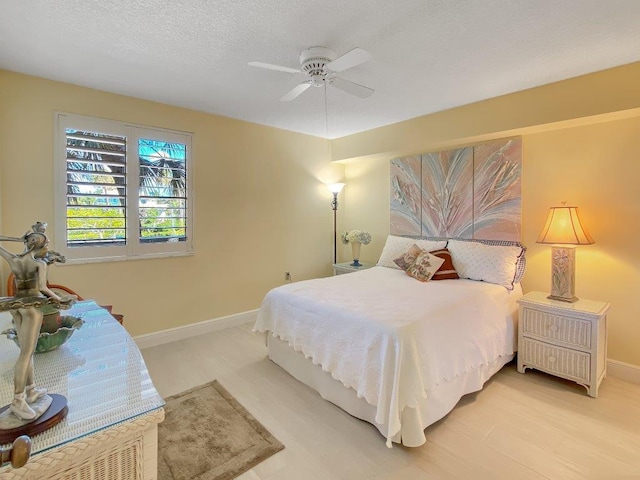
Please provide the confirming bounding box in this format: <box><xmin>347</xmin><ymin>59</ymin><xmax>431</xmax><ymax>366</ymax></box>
<box><xmin>517</xmin><ymin>291</ymin><xmax>610</xmax><ymax>397</ymax></box>
<box><xmin>0</xmin><ymin>301</ymin><xmax>164</xmax><ymax>479</ymax></box>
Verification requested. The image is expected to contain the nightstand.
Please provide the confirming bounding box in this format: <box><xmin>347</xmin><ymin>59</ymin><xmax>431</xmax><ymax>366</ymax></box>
<box><xmin>332</xmin><ymin>262</ymin><xmax>374</xmax><ymax>275</ymax></box>
<box><xmin>517</xmin><ymin>291</ymin><xmax>610</xmax><ymax>398</ymax></box>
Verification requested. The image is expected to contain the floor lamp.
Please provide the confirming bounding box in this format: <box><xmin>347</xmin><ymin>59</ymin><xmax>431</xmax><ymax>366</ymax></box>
<box><xmin>537</xmin><ymin>205</ymin><xmax>594</xmax><ymax>302</ymax></box>
<box><xmin>328</xmin><ymin>183</ymin><xmax>345</xmax><ymax>264</ymax></box>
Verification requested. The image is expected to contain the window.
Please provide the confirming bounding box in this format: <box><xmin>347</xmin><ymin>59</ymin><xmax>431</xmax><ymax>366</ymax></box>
<box><xmin>54</xmin><ymin>113</ymin><xmax>194</xmax><ymax>262</ymax></box>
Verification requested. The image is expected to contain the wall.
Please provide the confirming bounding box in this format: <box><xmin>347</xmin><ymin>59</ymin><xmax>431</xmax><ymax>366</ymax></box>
<box><xmin>338</xmin><ymin>63</ymin><xmax>640</xmax><ymax>367</ymax></box>
<box><xmin>0</xmin><ymin>70</ymin><xmax>344</xmax><ymax>336</ymax></box>
<box><xmin>332</xmin><ymin>62</ymin><xmax>640</xmax><ymax>162</ymax></box>
<box><xmin>1</xmin><ymin>64</ymin><xmax>638</xmax><ymax>365</ymax></box>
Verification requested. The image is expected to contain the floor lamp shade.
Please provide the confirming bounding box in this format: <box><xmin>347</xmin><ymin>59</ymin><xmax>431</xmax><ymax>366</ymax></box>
<box><xmin>328</xmin><ymin>183</ymin><xmax>345</xmax><ymax>195</ymax></box>
<box><xmin>537</xmin><ymin>206</ymin><xmax>594</xmax><ymax>302</ymax></box>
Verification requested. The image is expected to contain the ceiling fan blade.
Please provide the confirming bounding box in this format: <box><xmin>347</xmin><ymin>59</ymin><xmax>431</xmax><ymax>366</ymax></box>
<box><xmin>328</xmin><ymin>77</ymin><xmax>374</xmax><ymax>98</ymax></box>
<box><xmin>248</xmin><ymin>61</ymin><xmax>301</xmax><ymax>74</ymax></box>
<box><xmin>280</xmin><ymin>81</ymin><xmax>313</xmax><ymax>101</ymax></box>
<box><xmin>325</xmin><ymin>48</ymin><xmax>372</xmax><ymax>72</ymax></box>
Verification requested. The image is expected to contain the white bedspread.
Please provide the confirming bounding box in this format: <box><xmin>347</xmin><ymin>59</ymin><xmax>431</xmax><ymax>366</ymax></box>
<box><xmin>254</xmin><ymin>266</ymin><xmax>520</xmax><ymax>446</ymax></box>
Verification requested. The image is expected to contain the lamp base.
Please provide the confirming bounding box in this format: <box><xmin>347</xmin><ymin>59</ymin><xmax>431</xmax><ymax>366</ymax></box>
<box><xmin>547</xmin><ymin>294</ymin><xmax>579</xmax><ymax>303</ymax></box>
<box><xmin>548</xmin><ymin>245</ymin><xmax>578</xmax><ymax>303</ymax></box>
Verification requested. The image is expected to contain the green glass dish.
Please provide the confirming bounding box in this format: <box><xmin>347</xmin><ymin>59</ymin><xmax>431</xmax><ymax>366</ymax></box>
<box><xmin>3</xmin><ymin>315</ymin><xmax>84</xmax><ymax>353</ymax></box>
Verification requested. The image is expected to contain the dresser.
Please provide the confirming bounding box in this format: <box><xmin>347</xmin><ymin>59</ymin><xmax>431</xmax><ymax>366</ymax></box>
<box><xmin>332</xmin><ymin>262</ymin><xmax>374</xmax><ymax>275</ymax></box>
<box><xmin>517</xmin><ymin>291</ymin><xmax>610</xmax><ymax>398</ymax></box>
<box><xmin>0</xmin><ymin>301</ymin><xmax>164</xmax><ymax>479</ymax></box>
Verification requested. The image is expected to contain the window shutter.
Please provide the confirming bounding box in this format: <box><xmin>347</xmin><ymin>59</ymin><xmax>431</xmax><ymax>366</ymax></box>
<box><xmin>138</xmin><ymin>139</ymin><xmax>187</xmax><ymax>244</ymax></box>
<box><xmin>56</xmin><ymin>113</ymin><xmax>193</xmax><ymax>262</ymax></box>
<box><xmin>65</xmin><ymin>129</ymin><xmax>127</xmax><ymax>247</ymax></box>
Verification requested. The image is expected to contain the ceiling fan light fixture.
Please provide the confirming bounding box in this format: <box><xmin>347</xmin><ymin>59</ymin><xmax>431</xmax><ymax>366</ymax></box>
<box><xmin>249</xmin><ymin>45</ymin><xmax>375</xmax><ymax>102</ymax></box>
<box><xmin>310</xmin><ymin>74</ymin><xmax>325</xmax><ymax>88</ymax></box>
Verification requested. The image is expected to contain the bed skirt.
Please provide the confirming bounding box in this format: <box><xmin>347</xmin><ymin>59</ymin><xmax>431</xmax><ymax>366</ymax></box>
<box><xmin>268</xmin><ymin>335</ymin><xmax>514</xmax><ymax>447</ymax></box>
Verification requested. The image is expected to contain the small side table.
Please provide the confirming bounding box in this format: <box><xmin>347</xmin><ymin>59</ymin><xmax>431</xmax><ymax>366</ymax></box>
<box><xmin>517</xmin><ymin>291</ymin><xmax>610</xmax><ymax>398</ymax></box>
<box><xmin>333</xmin><ymin>262</ymin><xmax>374</xmax><ymax>275</ymax></box>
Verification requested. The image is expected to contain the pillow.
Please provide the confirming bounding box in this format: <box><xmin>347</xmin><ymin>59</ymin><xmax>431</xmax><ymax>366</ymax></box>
<box><xmin>393</xmin><ymin>244</ymin><xmax>422</xmax><ymax>270</ymax></box>
<box><xmin>447</xmin><ymin>239</ymin><xmax>525</xmax><ymax>290</ymax></box>
<box><xmin>429</xmin><ymin>248</ymin><xmax>459</xmax><ymax>280</ymax></box>
<box><xmin>377</xmin><ymin>235</ymin><xmax>447</xmax><ymax>269</ymax></box>
<box><xmin>450</xmin><ymin>238</ymin><xmax>527</xmax><ymax>284</ymax></box>
<box><xmin>405</xmin><ymin>251</ymin><xmax>446</xmax><ymax>282</ymax></box>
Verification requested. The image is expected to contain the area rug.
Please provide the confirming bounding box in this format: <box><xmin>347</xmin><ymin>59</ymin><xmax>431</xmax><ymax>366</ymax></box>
<box><xmin>158</xmin><ymin>380</ymin><xmax>284</xmax><ymax>480</ymax></box>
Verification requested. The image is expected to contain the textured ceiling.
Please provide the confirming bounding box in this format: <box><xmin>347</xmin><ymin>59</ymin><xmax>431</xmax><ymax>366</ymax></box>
<box><xmin>1</xmin><ymin>0</ymin><xmax>639</xmax><ymax>139</ymax></box>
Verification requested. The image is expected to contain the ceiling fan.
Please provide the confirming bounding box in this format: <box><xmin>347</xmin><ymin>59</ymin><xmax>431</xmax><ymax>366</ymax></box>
<box><xmin>249</xmin><ymin>46</ymin><xmax>374</xmax><ymax>101</ymax></box>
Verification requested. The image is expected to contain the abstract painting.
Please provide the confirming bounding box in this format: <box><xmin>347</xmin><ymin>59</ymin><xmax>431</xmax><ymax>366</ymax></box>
<box><xmin>472</xmin><ymin>138</ymin><xmax>522</xmax><ymax>240</ymax></box>
<box><xmin>390</xmin><ymin>138</ymin><xmax>522</xmax><ymax>241</ymax></box>
<box><xmin>421</xmin><ymin>147</ymin><xmax>474</xmax><ymax>239</ymax></box>
<box><xmin>390</xmin><ymin>155</ymin><xmax>422</xmax><ymax>236</ymax></box>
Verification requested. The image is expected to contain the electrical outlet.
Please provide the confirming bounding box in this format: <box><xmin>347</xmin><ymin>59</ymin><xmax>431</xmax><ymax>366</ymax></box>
<box><xmin>285</xmin><ymin>271</ymin><xmax>291</xmax><ymax>281</ymax></box>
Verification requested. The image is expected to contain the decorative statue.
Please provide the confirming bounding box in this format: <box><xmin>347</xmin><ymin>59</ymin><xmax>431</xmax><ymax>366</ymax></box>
<box><xmin>0</xmin><ymin>222</ymin><xmax>75</xmax><ymax>421</ymax></box>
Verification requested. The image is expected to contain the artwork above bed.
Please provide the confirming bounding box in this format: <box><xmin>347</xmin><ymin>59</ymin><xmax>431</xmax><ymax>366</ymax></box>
<box><xmin>390</xmin><ymin>137</ymin><xmax>522</xmax><ymax>241</ymax></box>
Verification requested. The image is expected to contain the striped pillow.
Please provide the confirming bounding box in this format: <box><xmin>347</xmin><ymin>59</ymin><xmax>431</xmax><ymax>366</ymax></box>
<box><xmin>429</xmin><ymin>248</ymin><xmax>459</xmax><ymax>280</ymax></box>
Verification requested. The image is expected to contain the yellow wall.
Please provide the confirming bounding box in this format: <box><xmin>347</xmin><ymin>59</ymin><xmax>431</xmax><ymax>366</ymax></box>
<box><xmin>2</xmin><ymin>63</ymin><xmax>639</xmax><ymax>366</ymax></box>
<box><xmin>338</xmin><ymin>63</ymin><xmax>640</xmax><ymax>367</ymax></box>
<box><xmin>0</xmin><ymin>71</ymin><xmax>344</xmax><ymax>337</ymax></box>
<box><xmin>332</xmin><ymin>62</ymin><xmax>640</xmax><ymax>162</ymax></box>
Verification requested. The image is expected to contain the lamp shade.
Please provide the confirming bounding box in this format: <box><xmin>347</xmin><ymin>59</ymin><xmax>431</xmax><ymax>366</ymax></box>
<box><xmin>327</xmin><ymin>183</ymin><xmax>345</xmax><ymax>194</ymax></box>
<box><xmin>536</xmin><ymin>206</ymin><xmax>594</xmax><ymax>245</ymax></box>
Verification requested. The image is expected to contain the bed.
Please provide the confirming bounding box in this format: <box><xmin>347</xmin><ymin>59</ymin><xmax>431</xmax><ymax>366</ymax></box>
<box><xmin>254</xmin><ymin>236</ymin><xmax>525</xmax><ymax>447</ymax></box>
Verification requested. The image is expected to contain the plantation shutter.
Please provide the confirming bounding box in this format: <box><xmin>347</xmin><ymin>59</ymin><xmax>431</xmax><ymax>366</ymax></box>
<box><xmin>138</xmin><ymin>139</ymin><xmax>187</xmax><ymax>244</ymax></box>
<box><xmin>56</xmin><ymin>113</ymin><xmax>193</xmax><ymax>262</ymax></box>
<box><xmin>65</xmin><ymin>129</ymin><xmax>127</xmax><ymax>247</ymax></box>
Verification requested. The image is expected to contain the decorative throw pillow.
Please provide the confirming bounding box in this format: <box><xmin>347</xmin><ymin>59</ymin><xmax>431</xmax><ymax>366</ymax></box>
<box><xmin>377</xmin><ymin>235</ymin><xmax>447</xmax><ymax>269</ymax></box>
<box><xmin>393</xmin><ymin>244</ymin><xmax>423</xmax><ymax>270</ymax></box>
<box><xmin>429</xmin><ymin>248</ymin><xmax>459</xmax><ymax>280</ymax></box>
<box><xmin>447</xmin><ymin>239</ymin><xmax>525</xmax><ymax>290</ymax></box>
<box><xmin>405</xmin><ymin>251</ymin><xmax>446</xmax><ymax>282</ymax></box>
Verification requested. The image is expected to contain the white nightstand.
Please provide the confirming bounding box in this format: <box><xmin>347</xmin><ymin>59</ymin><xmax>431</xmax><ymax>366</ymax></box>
<box><xmin>517</xmin><ymin>291</ymin><xmax>610</xmax><ymax>397</ymax></box>
<box><xmin>332</xmin><ymin>262</ymin><xmax>374</xmax><ymax>275</ymax></box>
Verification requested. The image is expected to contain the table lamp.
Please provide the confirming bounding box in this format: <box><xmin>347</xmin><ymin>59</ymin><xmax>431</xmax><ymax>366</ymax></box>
<box><xmin>536</xmin><ymin>205</ymin><xmax>594</xmax><ymax>302</ymax></box>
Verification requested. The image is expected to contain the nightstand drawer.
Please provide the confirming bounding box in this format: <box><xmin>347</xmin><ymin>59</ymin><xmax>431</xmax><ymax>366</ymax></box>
<box><xmin>520</xmin><ymin>338</ymin><xmax>590</xmax><ymax>383</ymax></box>
<box><xmin>521</xmin><ymin>307</ymin><xmax>592</xmax><ymax>349</ymax></box>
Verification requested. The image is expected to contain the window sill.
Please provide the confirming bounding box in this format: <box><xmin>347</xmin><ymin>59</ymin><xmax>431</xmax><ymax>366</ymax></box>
<box><xmin>60</xmin><ymin>250</ymin><xmax>195</xmax><ymax>265</ymax></box>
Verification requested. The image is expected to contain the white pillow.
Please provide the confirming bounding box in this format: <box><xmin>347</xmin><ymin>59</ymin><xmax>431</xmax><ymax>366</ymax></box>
<box><xmin>377</xmin><ymin>235</ymin><xmax>447</xmax><ymax>269</ymax></box>
<box><xmin>447</xmin><ymin>239</ymin><xmax>524</xmax><ymax>290</ymax></box>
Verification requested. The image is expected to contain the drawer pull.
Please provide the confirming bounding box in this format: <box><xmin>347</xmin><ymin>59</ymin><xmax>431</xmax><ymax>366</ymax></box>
<box><xmin>548</xmin><ymin>324</ymin><xmax>559</xmax><ymax>332</ymax></box>
<box><xmin>548</xmin><ymin>356</ymin><xmax>556</xmax><ymax>364</ymax></box>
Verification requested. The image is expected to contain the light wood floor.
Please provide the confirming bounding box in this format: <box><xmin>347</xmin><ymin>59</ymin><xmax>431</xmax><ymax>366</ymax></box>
<box><xmin>141</xmin><ymin>323</ymin><xmax>640</xmax><ymax>480</ymax></box>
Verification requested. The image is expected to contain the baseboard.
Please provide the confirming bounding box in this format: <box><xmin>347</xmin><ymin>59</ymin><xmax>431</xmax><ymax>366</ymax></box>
<box><xmin>607</xmin><ymin>359</ymin><xmax>640</xmax><ymax>385</ymax></box>
<box><xmin>134</xmin><ymin>309</ymin><xmax>259</xmax><ymax>350</ymax></box>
